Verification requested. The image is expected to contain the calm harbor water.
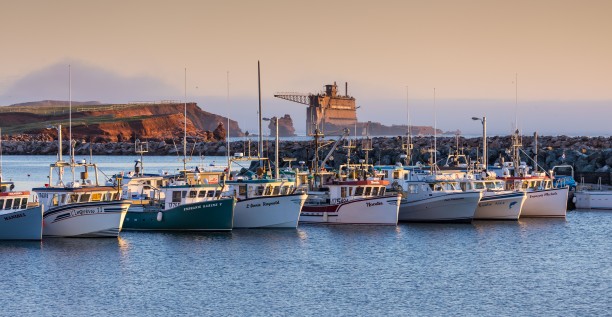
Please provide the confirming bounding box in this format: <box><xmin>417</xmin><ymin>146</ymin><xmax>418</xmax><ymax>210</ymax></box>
<box><xmin>1</xmin><ymin>156</ymin><xmax>610</xmax><ymax>316</ymax></box>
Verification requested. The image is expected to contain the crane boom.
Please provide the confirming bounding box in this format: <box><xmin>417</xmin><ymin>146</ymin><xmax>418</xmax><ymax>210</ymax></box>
<box><xmin>321</xmin><ymin>128</ymin><xmax>350</xmax><ymax>168</ymax></box>
<box><xmin>273</xmin><ymin>93</ymin><xmax>310</xmax><ymax>105</ymax></box>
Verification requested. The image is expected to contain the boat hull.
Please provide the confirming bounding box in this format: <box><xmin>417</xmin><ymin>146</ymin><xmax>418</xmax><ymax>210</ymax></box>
<box><xmin>574</xmin><ymin>191</ymin><xmax>612</xmax><ymax>209</ymax></box>
<box><xmin>474</xmin><ymin>191</ymin><xmax>526</xmax><ymax>220</ymax></box>
<box><xmin>234</xmin><ymin>193</ymin><xmax>307</xmax><ymax>229</ymax></box>
<box><xmin>300</xmin><ymin>195</ymin><xmax>400</xmax><ymax>225</ymax></box>
<box><xmin>123</xmin><ymin>197</ymin><xmax>235</xmax><ymax>231</ymax></box>
<box><xmin>0</xmin><ymin>206</ymin><xmax>43</xmax><ymax>240</ymax></box>
<box><xmin>399</xmin><ymin>191</ymin><xmax>481</xmax><ymax>223</ymax></box>
<box><xmin>520</xmin><ymin>187</ymin><xmax>568</xmax><ymax>217</ymax></box>
<box><xmin>43</xmin><ymin>201</ymin><xmax>131</xmax><ymax>238</ymax></box>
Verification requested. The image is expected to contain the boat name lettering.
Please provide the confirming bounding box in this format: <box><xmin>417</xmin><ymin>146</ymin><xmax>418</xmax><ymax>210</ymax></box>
<box><xmin>528</xmin><ymin>191</ymin><xmax>558</xmax><ymax>199</ymax></box>
<box><xmin>3</xmin><ymin>213</ymin><xmax>26</xmax><ymax>221</ymax></box>
<box><xmin>70</xmin><ymin>208</ymin><xmax>103</xmax><ymax>217</ymax></box>
<box><xmin>331</xmin><ymin>198</ymin><xmax>349</xmax><ymax>204</ymax></box>
<box><xmin>366</xmin><ymin>202</ymin><xmax>383</xmax><ymax>207</ymax></box>
<box><xmin>39</xmin><ymin>193</ymin><xmax>49</xmax><ymax>198</ymax></box>
<box><xmin>246</xmin><ymin>203</ymin><xmax>261</xmax><ymax>208</ymax></box>
<box><xmin>263</xmin><ymin>201</ymin><xmax>280</xmax><ymax>207</ymax></box>
<box><xmin>184</xmin><ymin>203</ymin><xmax>219</xmax><ymax>211</ymax></box>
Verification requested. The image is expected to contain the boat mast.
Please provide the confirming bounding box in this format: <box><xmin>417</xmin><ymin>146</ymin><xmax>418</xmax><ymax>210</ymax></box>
<box><xmin>433</xmin><ymin>88</ymin><xmax>437</xmax><ymax>171</ymax></box>
<box><xmin>183</xmin><ymin>68</ymin><xmax>187</xmax><ymax>171</ymax></box>
<box><xmin>227</xmin><ymin>71</ymin><xmax>231</xmax><ymax>171</ymax></box>
<box><xmin>258</xmin><ymin>61</ymin><xmax>263</xmax><ymax>161</ymax></box>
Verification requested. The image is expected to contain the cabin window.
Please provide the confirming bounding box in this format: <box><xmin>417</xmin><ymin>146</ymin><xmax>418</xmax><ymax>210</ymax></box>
<box><xmin>280</xmin><ymin>186</ymin><xmax>289</xmax><ymax>195</ymax></box>
<box><xmin>0</xmin><ymin>199</ymin><xmax>4</xmax><ymax>209</ymax></box>
<box><xmin>521</xmin><ymin>182</ymin><xmax>529</xmax><ymax>190</ymax></box>
<box><xmin>182</xmin><ymin>191</ymin><xmax>187</xmax><ymax>198</ymax></box>
<box><xmin>393</xmin><ymin>171</ymin><xmax>400</xmax><ymax>179</ymax></box>
<box><xmin>364</xmin><ymin>187</ymin><xmax>372</xmax><ymax>196</ymax></box>
<box><xmin>404</xmin><ymin>174</ymin><xmax>408</xmax><ymax>180</ymax></box>
<box><xmin>80</xmin><ymin>194</ymin><xmax>91</xmax><ymax>202</ymax></box>
<box><xmin>355</xmin><ymin>187</ymin><xmax>364</xmax><ymax>196</ymax></box>
<box><xmin>21</xmin><ymin>198</ymin><xmax>28</xmax><ymax>209</ymax></box>
<box><xmin>172</xmin><ymin>191</ymin><xmax>182</xmax><ymax>203</ymax></box>
<box><xmin>67</xmin><ymin>193</ymin><xmax>79</xmax><ymax>203</ymax></box>
<box><xmin>52</xmin><ymin>194</ymin><xmax>59</xmax><ymax>206</ymax></box>
<box><xmin>60</xmin><ymin>194</ymin><xmax>67</xmax><ymax>204</ymax></box>
<box><xmin>272</xmin><ymin>186</ymin><xmax>281</xmax><ymax>195</ymax></box>
<box><xmin>408</xmin><ymin>184</ymin><xmax>418</xmax><ymax>194</ymax></box>
<box><xmin>207</xmin><ymin>190</ymin><xmax>215</xmax><ymax>197</ymax></box>
<box><xmin>189</xmin><ymin>190</ymin><xmax>197</xmax><ymax>198</ymax></box>
<box><xmin>341</xmin><ymin>187</ymin><xmax>347</xmax><ymax>198</ymax></box>
<box><xmin>264</xmin><ymin>186</ymin><xmax>272</xmax><ymax>196</ymax></box>
<box><xmin>371</xmin><ymin>187</ymin><xmax>379</xmax><ymax>196</ymax></box>
<box><xmin>5</xmin><ymin>199</ymin><xmax>13</xmax><ymax>209</ymax></box>
<box><xmin>198</xmin><ymin>191</ymin><xmax>207</xmax><ymax>198</ymax></box>
<box><xmin>460</xmin><ymin>183</ymin><xmax>467</xmax><ymax>191</ymax></box>
<box><xmin>348</xmin><ymin>187</ymin><xmax>353</xmax><ymax>196</ymax></box>
<box><xmin>474</xmin><ymin>182</ymin><xmax>485</xmax><ymax>190</ymax></box>
<box><xmin>256</xmin><ymin>186</ymin><xmax>264</xmax><ymax>195</ymax></box>
<box><xmin>91</xmin><ymin>193</ymin><xmax>102</xmax><ymax>202</ymax></box>
<box><xmin>12</xmin><ymin>198</ymin><xmax>20</xmax><ymax>209</ymax></box>
<box><xmin>380</xmin><ymin>188</ymin><xmax>386</xmax><ymax>196</ymax></box>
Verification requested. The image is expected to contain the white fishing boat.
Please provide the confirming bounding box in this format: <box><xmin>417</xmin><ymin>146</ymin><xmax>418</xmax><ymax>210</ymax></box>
<box><xmin>490</xmin><ymin>131</ymin><xmax>568</xmax><ymax>218</ymax></box>
<box><xmin>0</xmin><ymin>181</ymin><xmax>43</xmax><ymax>240</ymax></box>
<box><xmin>224</xmin><ymin>156</ymin><xmax>307</xmax><ymax>229</ymax></box>
<box><xmin>376</xmin><ymin>165</ymin><xmax>480</xmax><ymax>223</ymax></box>
<box><xmin>452</xmin><ymin>173</ymin><xmax>526</xmax><ymax>220</ymax></box>
<box><xmin>33</xmin><ymin>124</ymin><xmax>131</xmax><ymax>237</ymax></box>
<box><xmin>300</xmin><ymin>174</ymin><xmax>400</xmax><ymax>225</ymax></box>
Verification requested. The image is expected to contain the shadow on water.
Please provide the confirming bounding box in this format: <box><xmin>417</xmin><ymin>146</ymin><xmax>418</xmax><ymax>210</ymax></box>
<box><xmin>0</xmin><ymin>240</ymin><xmax>43</xmax><ymax>251</ymax></box>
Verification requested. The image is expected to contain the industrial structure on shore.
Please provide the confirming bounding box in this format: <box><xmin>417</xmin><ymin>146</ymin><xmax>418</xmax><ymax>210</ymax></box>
<box><xmin>275</xmin><ymin>82</ymin><xmax>357</xmax><ymax>135</ymax></box>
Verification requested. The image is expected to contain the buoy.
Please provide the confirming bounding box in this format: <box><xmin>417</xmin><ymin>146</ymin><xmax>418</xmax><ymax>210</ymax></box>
<box><xmin>156</xmin><ymin>211</ymin><xmax>163</xmax><ymax>222</ymax></box>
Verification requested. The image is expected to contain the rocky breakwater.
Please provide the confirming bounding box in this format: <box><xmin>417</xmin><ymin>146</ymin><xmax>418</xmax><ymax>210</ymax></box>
<box><xmin>2</xmin><ymin>134</ymin><xmax>612</xmax><ymax>173</ymax></box>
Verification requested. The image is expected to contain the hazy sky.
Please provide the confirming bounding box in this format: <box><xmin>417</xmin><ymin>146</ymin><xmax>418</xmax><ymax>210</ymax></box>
<box><xmin>1</xmin><ymin>0</ymin><xmax>611</xmax><ymax>135</ymax></box>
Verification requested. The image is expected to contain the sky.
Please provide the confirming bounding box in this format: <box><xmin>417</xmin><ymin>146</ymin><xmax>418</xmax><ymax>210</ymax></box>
<box><xmin>1</xmin><ymin>0</ymin><xmax>611</xmax><ymax>136</ymax></box>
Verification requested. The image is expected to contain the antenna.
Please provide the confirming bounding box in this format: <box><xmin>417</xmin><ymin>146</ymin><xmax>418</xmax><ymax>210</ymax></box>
<box><xmin>515</xmin><ymin>72</ymin><xmax>518</xmax><ymax>131</ymax></box>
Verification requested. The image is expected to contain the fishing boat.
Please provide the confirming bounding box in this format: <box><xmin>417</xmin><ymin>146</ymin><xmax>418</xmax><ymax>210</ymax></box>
<box><xmin>300</xmin><ymin>130</ymin><xmax>400</xmax><ymax>225</ymax></box>
<box><xmin>31</xmin><ymin>114</ymin><xmax>131</xmax><ymax>238</ymax></box>
<box><xmin>0</xmin><ymin>128</ymin><xmax>43</xmax><ymax>240</ymax></box>
<box><xmin>490</xmin><ymin>131</ymin><xmax>568</xmax><ymax>218</ymax></box>
<box><xmin>449</xmin><ymin>172</ymin><xmax>526</xmax><ymax>220</ymax></box>
<box><xmin>0</xmin><ymin>181</ymin><xmax>43</xmax><ymax>240</ymax></box>
<box><xmin>121</xmin><ymin>69</ymin><xmax>235</xmax><ymax>231</ymax></box>
<box><xmin>121</xmin><ymin>170</ymin><xmax>235</xmax><ymax>231</ymax></box>
<box><xmin>300</xmin><ymin>172</ymin><xmax>400</xmax><ymax>225</ymax></box>
<box><xmin>225</xmin><ymin>156</ymin><xmax>307</xmax><ymax>228</ymax></box>
<box><xmin>377</xmin><ymin>165</ymin><xmax>481</xmax><ymax>223</ymax></box>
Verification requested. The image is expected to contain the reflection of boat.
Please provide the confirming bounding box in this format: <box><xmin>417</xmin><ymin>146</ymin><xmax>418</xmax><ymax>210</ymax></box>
<box><xmin>33</xmin><ymin>125</ymin><xmax>131</xmax><ymax>238</ymax></box>
<box><xmin>0</xmin><ymin>181</ymin><xmax>43</xmax><ymax>240</ymax></box>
